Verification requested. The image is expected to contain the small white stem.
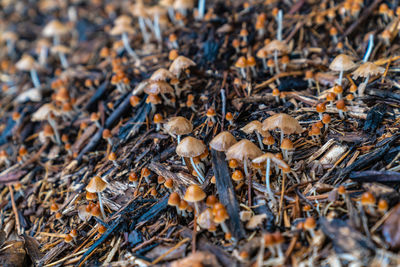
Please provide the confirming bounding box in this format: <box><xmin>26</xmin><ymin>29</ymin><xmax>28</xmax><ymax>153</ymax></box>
<box><xmin>363</xmin><ymin>34</ymin><xmax>374</xmax><ymax>62</ymax></box>
<box><xmin>256</xmin><ymin>132</ymin><xmax>264</xmax><ymax>150</ymax></box>
<box><xmin>277</xmin><ymin>10</ymin><xmax>283</xmax><ymax>41</ymax></box>
<box><xmin>122</xmin><ymin>32</ymin><xmax>139</xmax><ymax>60</ymax></box>
<box><xmin>190</xmin><ymin>157</ymin><xmax>205</xmax><ymax>183</ymax></box>
<box><xmin>198</xmin><ymin>0</ymin><xmax>206</xmax><ymax>20</ymax></box>
<box><xmin>59</xmin><ymin>52</ymin><xmax>69</xmax><ymax>69</ymax></box>
<box><xmin>98</xmin><ymin>193</ymin><xmax>106</xmax><ymax>220</ymax></box>
<box><xmin>30</xmin><ymin>69</ymin><xmax>41</xmax><ymax>88</ymax></box>
<box><xmin>338</xmin><ymin>70</ymin><xmax>343</xmax><ymax>85</ymax></box>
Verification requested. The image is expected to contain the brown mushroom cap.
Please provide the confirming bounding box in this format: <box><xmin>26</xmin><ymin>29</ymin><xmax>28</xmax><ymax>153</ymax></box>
<box><xmin>241</xmin><ymin>120</ymin><xmax>263</xmax><ymax>134</ymax></box>
<box><xmin>225</xmin><ymin>139</ymin><xmax>263</xmax><ymax>162</ymax></box>
<box><xmin>184</xmin><ymin>184</ymin><xmax>206</xmax><ymax>202</ymax></box>
<box><xmin>115</xmin><ymin>15</ymin><xmax>133</xmax><ymax>26</ymax></box>
<box><xmin>168</xmin><ymin>192</ymin><xmax>181</xmax><ymax>206</ymax></box>
<box><xmin>16</xmin><ymin>54</ymin><xmax>38</xmax><ymax>71</ymax></box>
<box><xmin>144</xmin><ymin>81</ymin><xmax>174</xmax><ymax>95</ymax></box>
<box><xmin>150</xmin><ymin>68</ymin><xmax>176</xmax><ymax>82</ymax></box>
<box><xmin>280</xmin><ymin>138</ymin><xmax>294</xmax><ymax>150</ymax></box>
<box><xmin>329</xmin><ymin>54</ymin><xmax>356</xmax><ymax>72</ymax></box>
<box><xmin>164</xmin><ymin>116</ymin><xmax>193</xmax><ymax>136</ymax></box>
<box><xmin>169</xmin><ymin>56</ymin><xmax>196</xmax><ymax>76</ymax></box>
<box><xmin>209</xmin><ymin>131</ymin><xmax>237</xmax><ymax>152</ymax></box>
<box><xmin>352</xmin><ymin>62</ymin><xmax>384</xmax><ymax>79</ymax></box>
<box><xmin>173</xmin><ymin>0</ymin><xmax>195</xmax><ymax>10</ymax></box>
<box><xmin>262</xmin><ymin>113</ymin><xmax>303</xmax><ymax>134</ymax></box>
<box><xmin>86</xmin><ymin>176</ymin><xmax>107</xmax><ymax>193</ymax></box>
<box><xmin>43</xmin><ymin>20</ymin><xmax>69</xmax><ymax>37</ymax></box>
<box><xmin>176</xmin><ymin>136</ymin><xmax>206</xmax><ymax>157</ymax></box>
<box><xmin>109</xmin><ymin>24</ymin><xmax>135</xmax><ymax>36</ymax></box>
<box><xmin>264</xmin><ymin>40</ymin><xmax>289</xmax><ymax>54</ymax></box>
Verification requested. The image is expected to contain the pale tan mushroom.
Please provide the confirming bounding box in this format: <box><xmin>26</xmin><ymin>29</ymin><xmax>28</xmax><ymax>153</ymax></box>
<box><xmin>262</xmin><ymin>113</ymin><xmax>303</xmax><ymax>143</ymax></box>
<box><xmin>209</xmin><ymin>131</ymin><xmax>237</xmax><ymax>152</ymax></box>
<box><xmin>176</xmin><ymin>136</ymin><xmax>206</xmax><ymax>183</ymax></box>
<box><xmin>329</xmin><ymin>54</ymin><xmax>356</xmax><ymax>85</ymax></box>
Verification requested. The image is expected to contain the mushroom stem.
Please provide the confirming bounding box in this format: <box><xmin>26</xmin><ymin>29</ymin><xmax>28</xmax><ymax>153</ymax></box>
<box><xmin>30</xmin><ymin>69</ymin><xmax>41</xmax><ymax>88</ymax></box>
<box><xmin>280</xmin><ymin>131</ymin><xmax>284</xmax><ymax>144</ymax></box>
<box><xmin>39</xmin><ymin>47</ymin><xmax>48</xmax><ymax>66</ymax></box>
<box><xmin>121</xmin><ymin>32</ymin><xmax>139</xmax><ymax>60</ymax></box>
<box><xmin>167</xmin><ymin>8</ymin><xmax>175</xmax><ymax>23</ymax></box>
<box><xmin>97</xmin><ymin>193</ymin><xmax>106</xmax><ymax>220</ymax></box>
<box><xmin>153</xmin><ymin>15</ymin><xmax>162</xmax><ymax>44</ymax></box>
<box><xmin>244</xmin><ymin>159</ymin><xmax>252</xmax><ymax>206</ymax></box>
<box><xmin>274</xmin><ymin>50</ymin><xmax>280</xmax><ymax>74</ymax></box>
<box><xmin>198</xmin><ymin>0</ymin><xmax>206</xmax><ymax>20</ymax></box>
<box><xmin>138</xmin><ymin>17</ymin><xmax>150</xmax><ymax>43</ymax></box>
<box><xmin>262</xmin><ymin>58</ymin><xmax>267</xmax><ymax>70</ymax></box>
<box><xmin>364</xmin><ymin>75</ymin><xmax>370</xmax><ymax>85</ymax></box>
<box><xmin>256</xmin><ymin>132</ymin><xmax>264</xmax><ymax>150</ymax></box>
<box><xmin>53</xmin><ymin>36</ymin><xmax>60</xmax><ymax>46</ymax></box>
<box><xmin>265</xmin><ymin>158</ymin><xmax>276</xmax><ymax>204</ymax></box>
<box><xmin>190</xmin><ymin>157</ymin><xmax>205</xmax><ymax>184</ymax></box>
<box><xmin>363</xmin><ymin>34</ymin><xmax>374</xmax><ymax>62</ymax></box>
<box><xmin>58</xmin><ymin>52</ymin><xmax>69</xmax><ymax>69</ymax></box>
<box><xmin>276</xmin><ymin>10</ymin><xmax>283</xmax><ymax>41</ymax></box>
<box><xmin>251</xmin><ymin>66</ymin><xmax>257</xmax><ymax>77</ymax></box>
<box><xmin>318</xmin><ymin>112</ymin><xmax>323</xmax><ymax>121</ymax></box>
<box><xmin>338</xmin><ymin>70</ymin><xmax>343</xmax><ymax>85</ymax></box>
<box><xmin>338</xmin><ymin>110</ymin><xmax>344</xmax><ymax>120</ymax></box>
<box><xmin>240</xmin><ymin>67</ymin><xmax>246</xmax><ymax>79</ymax></box>
<box><xmin>221</xmin><ymin>89</ymin><xmax>226</xmax><ymax>121</ymax></box>
<box><xmin>194</xmin><ymin>202</ymin><xmax>200</xmax><ymax>215</ymax></box>
<box><xmin>47</xmin><ymin>116</ymin><xmax>61</xmax><ymax>145</ymax></box>
<box><xmin>220</xmin><ymin>221</ymin><xmax>229</xmax><ymax>234</ymax></box>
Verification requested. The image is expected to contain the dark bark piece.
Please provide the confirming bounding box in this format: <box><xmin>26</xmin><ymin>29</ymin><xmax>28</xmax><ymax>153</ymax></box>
<box><xmin>0</xmin><ymin>241</ymin><xmax>28</xmax><ymax>267</ymax></box>
<box><xmin>350</xmin><ymin>170</ymin><xmax>400</xmax><ymax>183</ymax></box>
<box><xmin>363</xmin><ymin>103</ymin><xmax>386</xmax><ymax>133</ymax></box>
<box><xmin>319</xmin><ymin>217</ymin><xmax>376</xmax><ymax>261</ymax></box>
<box><xmin>211</xmin><ymin>149</ymin><xmax>245</xmax><ymax>240</ymax></box>
<box><xmin>22</xmin><ymin>234</ymin><xmax>43</xmax><ymax>265</ymax></box>
<box><xmin>382</xmin><ymin>203</ymin><xmax>400</xmax><ymax>249</ymax></box>
<box><xmin>0</xmin><ymin>170</ymin><xmax>26</xmax><ymax>184</ymax></box>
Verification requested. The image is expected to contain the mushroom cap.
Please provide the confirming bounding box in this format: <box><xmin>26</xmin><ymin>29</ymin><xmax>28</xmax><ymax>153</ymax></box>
<box><xmin>148</xmin><ymin>5</ymin><xmax>167</xmax><ymax>16</ymax></box>
<box><xmin>169</xmin><ymin>56</ymin><xmax>196</xmax><ymax>76</ymax></box>
<box><xmin>109</xmin><ymin>24</ymin><xmax>135</xmax><ymax>36</ymax></box>
<box><xmin>51</xmin><ymin>45</ymin><xmax>71</xmax><ymax>54</ymax></box>
<box><xmin>43</xmin><ymin>20</ymin><xmax>69</xmax><ymax>37</ymax></box>
<box><xmin>86</xmin><ymin>176</ymin><xmax>107</xmax><ymax>193</ymax></box>
<box><xmin>280</xmin><ymin>138</ymin><xmax>294</xmax><ymax>150</ymax></box>
<box><xmin>225</xmin><ymin>139</ymin><xmax>263</xmax><ymax>162</ymax></box>
<box><xmin>1</xmin><ymin>31</ymin><xmax>17</xmax><ymax>41</ymax></box>
<box><xmin>209</xmin><ymin>131</ymin><xmax>237</xmax><ymax>152</ymax></box>
<box><xmin>160</xmin><ymin>0</ymin><xmax>174</xmax><ymax>7</ymax></box>
<box><xmin>150</xmin><ymin>68</ymin><xmax>176</xmax><ymax>82</ymax></box>
<box><xmin>214</xmin><ymin>208</ymin><xmax>229</xmax><ymax>223</ymax></box>
<box><xmin>176</xmin><ymin>136</ymin><xmax>206</xmax><ymax>157</ymax></box>
<box><xmin>184</xmin><ymin>184</ymin><xmax>206</xmax><ymax>202</ymax></box>
<box><xmin>130</xmin><ymin>2</ymin><xmax>147</xmax><ymax>17</ymax></box>
<box><xmin>144</xmin><ymin>81</ymin><xmax>174</xmax><ymax>95</ymax></box>
<box><xmin>329</xmin><ymin>54</ymin><xmax>356</xmax><ymax>71</ymax></box>
<box><xmin>264</xmin><ymin>40</ymin><xmax>289</xmax><ymax>54</ymax></box>
<box><xmin>173</xmin><ymin>0</ymin><xmax>194</xmax><ymax>10</ymax></box>
<box><xmin>252</xmin><ymin>152</ymin><xmax>275</xmax><ymax>164</ymax></box>
<box><xmin>32</xmin><ymin>103</ymin><xmax>60</xmax><ymax>121</ymax></box>
<box><xmin>241</xmin><ymin>120</ymin><xmax>263</xmax><ymax>134</ymax></box>
<box><xmin>352</xmin><ymin>62</ymin><xmax>384</xmax><ymax>79</ymax></box>
<box><xmin>256</xmin><ymin>48</ymin><xmax>269</xmax><ymax>59</ymax></box>
<box><xmin>262</xmin><ymin>113</ymin><xmax>303</xmax><ymax>134</ymax></box>
<box><xmin>235</xmin><ymin>56</ymin><xmax>247</xmax><ymax>68</ymax></box>
<box><xmin>164</xmin><ymin>116</ymin><xmax>193</xmax><ymax>136</ymax></box>
<box><xmin>115</xmin><ymin>15</ymin><xmax>133</xmax><ymax>26</ymax></box>
<box><xmin>168</xmin><ymin>192</ymin><xmax>181</xmax><ymax>206</ymax></box>
<box><xmin>16</xmin><ymin>54</ymin><xmax>38</xmax><ymax>71</ymax></box>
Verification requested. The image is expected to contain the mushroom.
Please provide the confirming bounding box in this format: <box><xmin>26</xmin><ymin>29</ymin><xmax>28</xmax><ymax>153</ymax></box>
<box><xmin>169</xmin><ymin>56</ymin><xmax>196</xmax><ymax>78</ymax></box>
<box><xmin>109</xmin><ymin>22</ymin><xmax>138</xmax><ymax>60</ymax></box>
<box><xmin>183</xmin><ymin>184</ymin><xmax>206</xmax><ymax>214</ymax></box>
<box><xmin>241</xmin><ymin>120</ymin><xmax>267</xmax><ymax>150</ymax></box>
<box><xmin>16</xmin><ymin>54</ymin><xmax>41</xmax><ymax>88</ymax></box>
<box><xmin>280</xmin><ymin>138</ymin><xmax>294</xmax><ymax>162</ymax></box>
<box><xmin>213</xmin><ymin>204</ymin><xmax>230</xmax><ymax>235</ymax></box>
<box><xmin>264</xmin><ymin>40</ymin><xmax>289</xmax><ymax>74</ymax></box>
<box><xmin>262</xmin><ymin>113</ymin><xmax>303</xmax><ymax>143</ymax></box>
<box><xmin>352</xmin><ymin>62</ymin><xmax>384</xmax><ymax>96</ymax></box>
<box><xmin>235</xmin><ymin>56</ymin><xmax>247</xmax><ymax>79</ymax></box>
<box><xmin>336</xmin><ymin>99</ymin><xmax>346</xmax><ymax>119</ymax></box>
<box><xmin>252</xmin><ymin>152</ymin><xmax>280</xmax><ymax>204</ymax></box>
<box><xmin>42</xmin><ymin>20</ymin><xmax>69</xmax><ymax>45</ymax></box>
<box><xmin>209</xmin><ymin>131</ymin><xmax>237</xmax><ymax>152</ymax></box>
<box><xmin>329</xmin><ymin>54</ymin><xmax>356</xmax><ymax>85</ymax></box>
<box><xmin>144</xmin><ymin>81</ymin><xmax>175</xmax><ymax>107</ymax></box>
<box><xmin>168</xmin><ymin>192</ymin><xmax>181</xmax><ymax>214</ymax></box>
<box><xmin>86</xmin><ymin>176</ymin><xmax>108</xmax><ymax>220</ymax></box>
<box><xmin>256</xmin><ymin>48</ymin><xmax>268</xmax><ymax>70</ymax></box>
<box><xmin>164</xmin><ymin>116</ymin><xmax>193</xmax><ymax>143</ymax></box>
<box><xmin>51</xmin><ymin>45</ymin><xmax>71</xmax><ymax>69</ymax></box>
<box><xmin>150</xmin><ymin>68</ymin><xmax>176</xmax><ymax>82</ymax></box>
<box><xmin>316</xmin><ymin>103</ymin><xmax>326</xmax><ymax>121</ymax></box>
<box><xmin>176</xmin><ymin>136</ymin><xmax>206</xmax><ymax>183</ymax></box>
